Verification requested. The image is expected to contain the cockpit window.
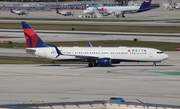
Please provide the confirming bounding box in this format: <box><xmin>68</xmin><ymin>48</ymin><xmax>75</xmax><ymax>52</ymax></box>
<box><xmin>157</xmin><ymin>52</ymin><xmax>163</xmax><ymax>54</ymax></box>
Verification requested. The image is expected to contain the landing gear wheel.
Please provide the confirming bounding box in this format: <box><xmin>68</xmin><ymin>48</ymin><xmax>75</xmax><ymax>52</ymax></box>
<box><xmin>94</xmin><ymin>62</ymin><xmax>98</xmax><ymax>67</ymax></box>
<box><xmin>88</xmin><ymin>62</ymin><xmax>93</xmax><ymax>67</ymax></box>
<box><xmin>153</xmin><ymin>62</ymin><xmax>156</xmax><ymax>66</ymax></box>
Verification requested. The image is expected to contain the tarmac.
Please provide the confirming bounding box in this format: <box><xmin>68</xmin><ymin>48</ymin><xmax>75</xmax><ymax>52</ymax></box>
<box><xmin>0</xmin><ymin>51</ymin><xmax>180</xmax><ymax>105</ymax></box>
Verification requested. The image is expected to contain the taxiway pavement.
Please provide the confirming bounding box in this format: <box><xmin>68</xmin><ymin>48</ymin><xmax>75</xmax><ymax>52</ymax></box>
<box><xmin>0</xmin><ymin>51</ymin><xmax>179</xmax><ymax>105</ymax></box>
<box><xmin>1</xmin><ymin>30</ymin><xmax>180</xmax><ymax>43</ymax></box>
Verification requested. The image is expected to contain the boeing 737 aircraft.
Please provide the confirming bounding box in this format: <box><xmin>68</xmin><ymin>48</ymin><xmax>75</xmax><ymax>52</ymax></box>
<box><xmin>83</xmin><ymin>0</ymin><xmax>152</xmax><ymax>18</ymax></box>
<box><xmin>22</xmin><ymin>21</ymin><xmax>169</xmax><ymax>67</ymax></box>
<box><xmin>10</xmin><ymin>8</ymin><xmax>28</xmax><ymax>16</ymax></box>
<box><xmin>55</xmin><ymin>8</ymin><xmax>74</xmax><ymax>16</ymax></box>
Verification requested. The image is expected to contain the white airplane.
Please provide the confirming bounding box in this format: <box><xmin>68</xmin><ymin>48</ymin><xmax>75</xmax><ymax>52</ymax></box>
<box><xmin>55</xmin><ymin>8</ymin><xmax>74</xmax><ymax>16</ymax></box>
<box><xmin>22</xmin><ymin>21</ymin><xmax>169</xmax><ymax>67</ymax></box>
<box><xmin>83</xmin><ymin>0</ymin><xmax>152</xmax><ymax>18</ymax></box>
<box><xmin>10</xmin><ymin>8</ymin><xmax>28</xmax><ymax>16</ymax></box>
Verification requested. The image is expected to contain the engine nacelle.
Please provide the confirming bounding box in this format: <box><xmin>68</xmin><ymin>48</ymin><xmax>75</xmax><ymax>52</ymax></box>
<box><xmin>102</xmin><ymin>12</ymin><xmax>111</xmax><ymax>16</ymax></box>
<box><xmin>114</xmin><ymin>12</ymin><xmax>122</xmax><ymax>15</ymax></box>
<box><xmin>97</xmin><ymin>58</ymin><xmax>111</xmax><ymax>66</ymax></box>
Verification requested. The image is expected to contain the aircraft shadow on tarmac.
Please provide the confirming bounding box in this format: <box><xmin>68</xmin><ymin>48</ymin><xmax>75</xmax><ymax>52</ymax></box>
<box><xmin>114</xmin><ymin>64</ymin><xmax>174</xmax><ymax>67</ymax></box>
<box><xmin>38</xmin><ymin>64</ymin><xmax>174</xmax><ymax>68</ymax></box>
<box><xmin>40</xmin><ymin>64</ymin><xmax>62</xmax><ymax>66</ymax></box>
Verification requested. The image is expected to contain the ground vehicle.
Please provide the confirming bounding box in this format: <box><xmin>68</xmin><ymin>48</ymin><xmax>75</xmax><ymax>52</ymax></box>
<box><xmin>109</xmin><ymin>97</ymin><xmax>125</xmax><ymax>102</ymax></box>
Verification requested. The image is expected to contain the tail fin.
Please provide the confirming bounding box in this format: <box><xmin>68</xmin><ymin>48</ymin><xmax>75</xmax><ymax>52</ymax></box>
<box><xmin>138</xmin><ymin>0</ymin><xmax>152</xmax><ymax>12</ymax></box>
<box><xmin>10</xmin><ymin>8</ymin><xmax>14</xmax><ymax>13</ymax></box>
<box><xmin>56</xmin><ymin>8</ymin><xmax>60</xmax><ymax>14</ymax></box>
<box><xmin>21</xmin><ymin>22</ymin><xmax>52</xmax><ymax>48</ymax></box>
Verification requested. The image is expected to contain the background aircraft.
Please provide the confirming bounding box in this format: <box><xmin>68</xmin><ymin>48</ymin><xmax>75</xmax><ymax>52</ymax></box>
<box><xmin>22</xmin><ymin>21</ymin><xmax>169</xmax><ymax>67</ymax></box>
<box><xmin>83</xmin><ymin>0</ymin><xmax>152</xmax><ymax>18</ymax></box>
<box><xmin>10</xmin><ymin>8</ymin><xmax>28</xmax><ymax>15</ymax></box>
<box><xmin>55</xmin><ymin>8</ymin><xmax>74</xmax><ymax>16</ymax></box>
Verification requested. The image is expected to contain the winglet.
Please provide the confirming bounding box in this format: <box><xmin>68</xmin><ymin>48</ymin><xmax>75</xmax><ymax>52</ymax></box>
<box><xmin>88</xmin><ymin>42</ymin><xmax>93</xmax><ymax>47</ymax></box>
<box><xmin>54</xmin><ymin>46</ymin><xmax>63</xmax><ymax>58</ymax></box>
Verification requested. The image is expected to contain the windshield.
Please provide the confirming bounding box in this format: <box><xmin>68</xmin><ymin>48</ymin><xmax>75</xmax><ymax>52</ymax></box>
<box><xmin>157</xmin><ymin>51</ymin><xmax>163</xmax><ymax>54</ymax></box>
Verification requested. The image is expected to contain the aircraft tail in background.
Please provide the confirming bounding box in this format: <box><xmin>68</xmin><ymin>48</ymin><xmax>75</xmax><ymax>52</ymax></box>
<box><xmin>138</xmin><ymin>0</ymin><xmax>152</xmax><ymax>12</ymax></box>
<box><xmin>10</xmin><ymin>8</ymin><xmax>14</xmax><ymax>13</ymax></box>
<box><xmin>55</xmin><ymin>8</ymin><xmax>61</xmax><ymax>14</ymax></box>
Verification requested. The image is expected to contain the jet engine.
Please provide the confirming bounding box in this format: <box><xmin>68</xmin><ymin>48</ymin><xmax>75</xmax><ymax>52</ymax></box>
<box><xmin>102</xmin><ymin>12</ymin><xmax>112</xmax><ymax>16</ymax></box>
<box><xmin>114</xmin><ymin>12</ymin><xmax>125</xmax><ymax>18</ymax></box>
<box><xmin>97</xmin><ymin>58</ymin><xmax>111</xmax><ymax>66</ymax></box>
<box><xmin>114</xmin><ymin>12</ymin><xmax>122</xmax><ymax>15</ymax></box>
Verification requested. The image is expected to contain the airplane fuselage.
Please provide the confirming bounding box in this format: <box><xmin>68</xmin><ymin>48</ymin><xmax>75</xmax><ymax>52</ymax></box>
<box><xmin>11</xmin><ymin>10</ymin><xmax>27</xmax><ymax>15</ymax></box>
<box><xmin>83</xmin><ymin>0</ymin><xmax>152</xmax><ymax>17</ymax></box>
<box><xmin>98</xmin><ymin>6</ymin><xmax>140</xmax><ymax>14</ymax></box>
<box><xmin>27</xmin><ymin>47</ymin><xmax>169</xmax><ymax>63</ymax></box>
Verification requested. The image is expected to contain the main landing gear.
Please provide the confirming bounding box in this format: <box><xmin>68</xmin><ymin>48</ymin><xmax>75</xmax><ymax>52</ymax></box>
<box><xmin>153</xmin><ymin>62</ymin><xmax>156</xmax><ymax>66</ymax></box>
<box><xmin>51</xmin><ymin>60</ymin><xmax>55</xmax><ymax>64</ymax></box>
<box><xmin>153</xmin><ymin>61</ymin><xmax>161</xmax><ymax>66</ymax></box>
<box><xmin>88</xmin><ymin>62</ymin><xmax>98</xmax><ymax>67</ymax></box>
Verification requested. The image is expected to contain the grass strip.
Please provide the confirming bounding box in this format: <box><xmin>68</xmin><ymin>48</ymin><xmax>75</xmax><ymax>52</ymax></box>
<box><xmin>0</xmin><ymin>36</ymin><xmax>21</xmax><ymax>38</ymax></box>
<box><xmin>0</xmin><ymin>56</ymin><xmax>85</xmax><ymax>64</ymax></box>
<box><xmin>0</xmin><ymin>23</ymin><xmax>180</xmax><ymax>33</ymax></box>
<box><xmin>149</xmin><ymin>70</ymin><xmax>180</xmax><ymax>75</ymax></box>
<box><xmin>0</xmin><ymin>40</ymin><xmax>179</xmax><ymax>51</ymax></box>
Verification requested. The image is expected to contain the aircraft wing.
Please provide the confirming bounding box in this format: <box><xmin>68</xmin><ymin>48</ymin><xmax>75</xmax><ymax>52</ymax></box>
<box><xmin>60</xmin><ymin>52</ymin><xmax>99</xmax><ymax>61</ymax></box>
<box><xmin>23</xmin><ymin>11</ymin><xmax>28</xmax><ymax>14</ymax></box>
<box><xmin>75</xmin><ymin>55</ymin><xmax>99</xmax><ymax>61</ymax></box>
<box><xmin>55</xmin><ymin>46</ymin><xmax>98</xmax><ymax>61</ymax></box>
<box><xmin>112</xmin><ymin>10</ymin><xmax>133</xmax><ymax>15</ymax></box>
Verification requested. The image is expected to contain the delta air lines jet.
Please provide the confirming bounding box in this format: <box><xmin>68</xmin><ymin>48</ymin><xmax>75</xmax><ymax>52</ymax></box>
<box><xmin>83</xmin><ymin>0</ymin><xmax>152</xmax><ymax>18</ymax></box>
<box><xmin>22</xmin><ymin>21</ymin><xmax>169</xmax><ymax>67</ymax></box>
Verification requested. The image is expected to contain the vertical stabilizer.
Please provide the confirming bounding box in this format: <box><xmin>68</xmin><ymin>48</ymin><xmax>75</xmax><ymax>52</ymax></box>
<box><xmin>10</xmin><ymin>8</ymin><xmax>14</xmax><ymax>13</ymax></box>
<box><xmin>21</xmin><ymin>22</ymin><xmax>51</xmax><ymax>48</ymax></box>
<box><xmin>56</xmin><ymin>8</ymin><xmax>60</xmax><ymax>14</ymax></box>
<box><xmin>138</xmin><ymin>0</ymin><xmax>152</xmax><ymax>12</ymax></box>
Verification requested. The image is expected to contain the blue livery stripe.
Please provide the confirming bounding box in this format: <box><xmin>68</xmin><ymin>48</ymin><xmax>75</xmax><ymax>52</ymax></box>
<box><xmin>22</xmin><ymin>22</ymin><xmax>31</xmax><ymax>28</ymax></box>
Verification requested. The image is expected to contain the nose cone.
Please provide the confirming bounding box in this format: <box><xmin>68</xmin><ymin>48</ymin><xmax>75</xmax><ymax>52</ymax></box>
<box><xmin>83</xmin><ymin>10</ymin><xmax>88</xmax><ymax>14</ymax></box>
<box><xmin>164</xmin><ymin>54</ymin><xmax>169</xmax><ymax>60</ymax></box>
<box><xmin>83</xmin><ymin>9</ymin><xmax>92</xmax><ymax>14</ymax></box>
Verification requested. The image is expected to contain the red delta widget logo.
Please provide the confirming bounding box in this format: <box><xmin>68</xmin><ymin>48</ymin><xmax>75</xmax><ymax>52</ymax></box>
<box><xmin>101</xmin><ymin>7</ymin><xmax>107</xmax><ymax>12</ymax></box>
